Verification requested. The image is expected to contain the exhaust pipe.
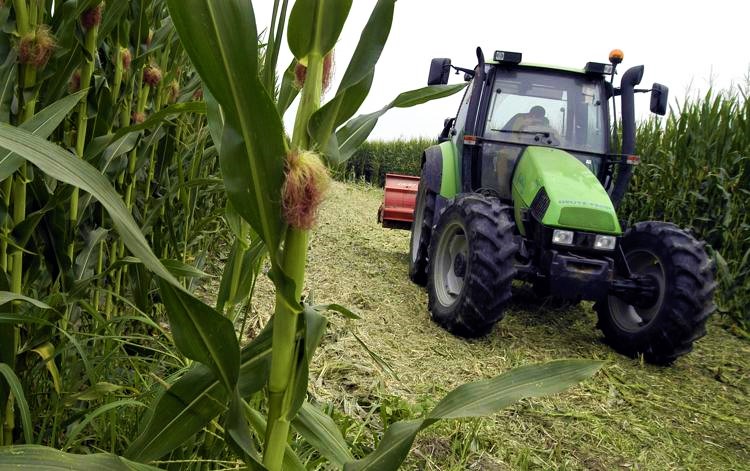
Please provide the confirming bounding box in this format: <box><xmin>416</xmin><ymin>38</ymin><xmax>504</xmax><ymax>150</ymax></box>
<box><xmin>610</xmin><ymin>65</ymin><xmax>644</xmax><ymax>208</ymax></box>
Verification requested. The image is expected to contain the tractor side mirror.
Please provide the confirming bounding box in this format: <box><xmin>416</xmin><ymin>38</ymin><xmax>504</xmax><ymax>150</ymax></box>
<box><xmin>428</xmin><ymin>58</ymin><xmax>451</xmax><ymax>86</ymax></box>
<box><xmin>650</xmin><ymin>83</ymin><xmax>669</xmax><ymax>116</ymax></box>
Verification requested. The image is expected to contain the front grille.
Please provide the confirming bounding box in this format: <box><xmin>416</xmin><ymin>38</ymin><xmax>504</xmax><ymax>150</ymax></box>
<box><xmin>530</xmin><ymin>188</ymin><xmax>550</xmax><ymax>221</ymax></box>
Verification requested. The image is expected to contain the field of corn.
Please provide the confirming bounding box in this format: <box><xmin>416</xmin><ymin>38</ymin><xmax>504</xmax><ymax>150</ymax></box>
<box><xmin>0</xmin><ymin>0</ymin><xmax>747</xmax><ymax>470</ymax></box>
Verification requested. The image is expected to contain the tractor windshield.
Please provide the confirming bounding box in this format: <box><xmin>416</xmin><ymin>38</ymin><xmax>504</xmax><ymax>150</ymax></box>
<box><xmin>484</xmin><ymin>68</ymin><xmax>607</xmax><ymax>154</ymax></box>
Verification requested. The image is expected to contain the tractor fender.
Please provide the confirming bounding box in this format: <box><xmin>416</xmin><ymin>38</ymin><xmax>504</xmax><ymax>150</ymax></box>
<box><xmin>421</xmin><ymin>145</ymin><xmax>443</xmax><ymax>195</ymax></box>
<box><xmin>422</xmin><ymin>141</ymin><xmax>460</xmax><ymax>198</ymax></box>
<box><xmin>422</xmin><ymin>143</ymin><xmax>458</xmax><ymax>228</ymax></box>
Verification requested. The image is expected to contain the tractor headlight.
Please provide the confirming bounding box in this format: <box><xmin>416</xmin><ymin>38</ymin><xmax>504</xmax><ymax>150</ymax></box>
<box><xmin>594</xmin><ymin>235</ymin><xmax>617</xmax><ymax>251</ymax></box>
<box><xmin>552</xmin><ymin>230</ymin><xmax>575</xmax><ymax>246</ymax></box>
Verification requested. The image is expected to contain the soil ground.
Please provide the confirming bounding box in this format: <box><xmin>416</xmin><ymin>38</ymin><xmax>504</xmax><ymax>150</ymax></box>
<box><xmin>235</xmin><ymin>181</ymin><xmax>749</xmax><ymax>470</ymax></box>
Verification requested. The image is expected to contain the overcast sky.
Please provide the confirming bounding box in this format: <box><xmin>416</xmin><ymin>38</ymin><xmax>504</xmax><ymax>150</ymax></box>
<box><xmin>256</xmin><ymin>0</ymin><xmax>749</xmax><ymax>140</ymax></box>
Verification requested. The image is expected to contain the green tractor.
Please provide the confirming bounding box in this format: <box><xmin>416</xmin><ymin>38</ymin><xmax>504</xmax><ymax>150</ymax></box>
<box><xmin>405</xmin><ymin>48</ymin><xmax>715</xmax><ymax>365</ymax></box>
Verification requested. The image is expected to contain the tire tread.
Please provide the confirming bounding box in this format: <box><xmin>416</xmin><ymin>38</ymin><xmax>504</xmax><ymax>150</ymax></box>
<box><xmin>428</xmin><ymin>194</ymin><xmax>518</xmax><ymax>338</ymax></box>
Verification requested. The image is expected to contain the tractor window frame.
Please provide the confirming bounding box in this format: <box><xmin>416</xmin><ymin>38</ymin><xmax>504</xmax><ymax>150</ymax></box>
<box><xmin>451</xmin><ymin>80</ymin><xmax>474</xmax><ymax>147</ymax></box>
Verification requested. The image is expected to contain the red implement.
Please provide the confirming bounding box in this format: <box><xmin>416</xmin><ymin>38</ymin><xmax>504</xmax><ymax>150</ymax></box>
<box><xmin>378</xmin><ymin>173</ymin><xmax>420</xmax><ymax>229</ymax></box>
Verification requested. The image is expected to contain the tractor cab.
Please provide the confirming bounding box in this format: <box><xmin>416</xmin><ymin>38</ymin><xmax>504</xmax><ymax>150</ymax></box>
<box><xmin>427</xmin><ymin>50</ymin><xmax>667</xmax><ymax>203</ymax></box>
<box><xmin>479</xmin><ymin>65</ymin><xmax>610</xmax><ymax>199</ymax></box>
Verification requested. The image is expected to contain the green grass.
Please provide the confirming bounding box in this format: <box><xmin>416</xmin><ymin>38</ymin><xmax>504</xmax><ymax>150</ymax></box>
<box><xmin>236</xmin><ymin>181</ymin><xmax>749</xmax><ymax>470</ymax></box>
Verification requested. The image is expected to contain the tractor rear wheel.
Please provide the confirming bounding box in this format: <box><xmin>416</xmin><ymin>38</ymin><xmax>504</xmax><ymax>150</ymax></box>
<box><xmin>408</xmin><ymin>173</ymin><xmax>435</xmax><ymax>286</ymax></box>
<box><xmin>595</xmin><ymin>222</ymin><xmax>716</xmax><ymax>365</ymax></box>
<box><xmin>427</xmin><ymin>194</ymin><xmax>517</xmax><ymax>337</ymax></box>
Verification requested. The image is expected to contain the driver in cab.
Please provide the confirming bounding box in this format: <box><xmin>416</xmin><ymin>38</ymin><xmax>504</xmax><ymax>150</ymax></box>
<box><xmin>505</xmin><ymin>105</ymin><xmax>549</xmax><ymax>131</ymax></box>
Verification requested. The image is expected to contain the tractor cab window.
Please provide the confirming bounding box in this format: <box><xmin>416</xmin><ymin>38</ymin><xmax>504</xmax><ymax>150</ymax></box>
<box><xmin>484</xmin><ymin>68</ymin><xmax>607</xmax><ymax>155</ymax></box>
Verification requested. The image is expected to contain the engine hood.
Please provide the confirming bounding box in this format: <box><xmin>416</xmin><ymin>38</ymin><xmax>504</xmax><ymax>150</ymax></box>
<box><xmin>511</xmin><ymin>146</ymin><xmax>621</xmax><ymax>235</ymax></box>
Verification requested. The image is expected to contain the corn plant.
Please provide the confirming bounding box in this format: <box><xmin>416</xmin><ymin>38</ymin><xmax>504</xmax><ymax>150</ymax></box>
<box><xmin>0</xmin><ymin>0</ymin><xmax>602</xmax><ymax>469</ymax></box>
<box><xmin>0</xmin><ymin>0</ymin><xmax>221</xmax><ymax>450</ymax></box>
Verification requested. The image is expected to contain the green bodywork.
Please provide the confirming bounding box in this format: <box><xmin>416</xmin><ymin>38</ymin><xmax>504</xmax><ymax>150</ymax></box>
<box><xmin>438</xmin><ymin>140</ymin><xmax>460</xmax><ymax>198</ymax></box>
<box><xmin>433</xmin><ymin>143</ymin><xmax>620</xmax><ymax>235</ymax></box>
<box><xmin>511</xmin><ymin>146</ymin><xmax>622</xmax><ymax>235</ymax></box>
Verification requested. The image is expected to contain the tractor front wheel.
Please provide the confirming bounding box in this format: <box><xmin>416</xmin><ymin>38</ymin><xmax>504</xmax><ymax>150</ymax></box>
<box><xmin>595</xmin><ymin>222</ymin><xmax>716</xmax><ymax>365</ymax></box>
<box><xmin>427</xmin><ymin>194</ymin><xmax>517</xmax><ymax>337</ymax></box>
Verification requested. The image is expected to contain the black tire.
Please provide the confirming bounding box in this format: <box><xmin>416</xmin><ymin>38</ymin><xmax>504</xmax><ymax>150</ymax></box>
<box><xmin>408</xmin><ymin>173</ymin><xmax>435</xmax><ymax>286</ymax></box>
<box><xmin>427</xmin><ymin>194</ymin><xmax>518</xmax><ymax>337</ymax></box>
<box><xmin>594</xmin><ymin>221</ymin><xmax>716</xmax><ymax>365</ymax></box>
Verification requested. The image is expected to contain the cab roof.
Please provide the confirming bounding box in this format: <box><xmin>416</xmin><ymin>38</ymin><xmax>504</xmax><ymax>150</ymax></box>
<box><xmin>486</xmin><ymin>60</ymin><xmax>587</xmax><ymax>75</ymax></box>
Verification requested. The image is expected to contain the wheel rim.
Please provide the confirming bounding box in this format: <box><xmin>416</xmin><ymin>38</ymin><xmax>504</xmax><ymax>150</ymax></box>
<box><xmin>608</xmin><ymin>249</ymin><xmax>666</xmax><ymax>332</ymax></box>
<box><xmin>434</xmin><ymin>221</ymin><xmax>468</xmax><ymax>307</ymax></box>
<box><xmin>410</xmin><ymin>183</ymin><xmax>426</xmax><ymax>263</ymax></box>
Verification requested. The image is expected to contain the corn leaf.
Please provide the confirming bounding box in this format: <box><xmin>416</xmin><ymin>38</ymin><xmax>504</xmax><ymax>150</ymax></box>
<box><xmin>287</xmin><ymin>307</ymin><xmax>328</xmax><ymax>421</ymax></box>
<box><xmin>314</xmin><ymin>303</ymin><xmax>361</xmax><ymax>320</ymax></box>
<box><xmin>0</xmin><ymin>362</ymin><xmax>33</xmax><ymax>444</ymax></box>
<box><xmin>224</xmin><ymin>200</ymin><xmax>253</xmax><ymax>246</ymax></box>
<box><xmin>63</xmin><ymin>399</ymin><xmax>146</xmax><ymax>450</ymax></box>
<box><xmin>156</xmin><ymin>280</ymin><xmax>240</xmax><ymax>394</ymax></box>
<box><xmin>98</xmin><ymin>0</ymin><xmax>129</xmax><ymax>41</ymax></box>
<box><xmin>84</xmin><ymin>102</ymin><xmax>207</xmax><ymax>161</ymax></box>
<box><xmin>0</xmin><ymin>50</ymin><xmax>16</xmax><ymax>123</ymax></box>
<box><xmin>160</xmin><ymin>259</ymin><xmax>212</xmax><ymax>279</ymax></box>
<box><xmin>125</xmin><ymin>362</ymin><xmax>226</xmax><ymax>462</ymax></box>
<box><xmin>0</xmin><ymin>90</ymin><xmax>88</xmax><ymax>181</ymax></box>
<box><xmin>0</xmin><ymin>445</ymin><xmax>158</xmax><ymax>470</ymax></box>
<box><xmin>0</xmin><ymin>291</ymin><xmax>53</xmax><ymax>310</ymax></box>
<box><xmin>244</xmin><ymin>404</ymin><xmax>306</xmax><ymax>471</ymax></box>
<box><xmin>205</xmin><ymin>88</ymin><xmax>224</xmax><ymax>154</ymax></box>
<box><xmin>78</xmin><ymin>134</ymin><xmax>140</xmax><ymax>217</ymax></box>
<box><xmin>262</xmin><ymin>0</ymin><xmax>290</xmax><ymax>92</ymax></box>
<box><xmin>125</xmin><ymin>323</ymin><xmax>276</xmax><ymax>462</ymax></box>
<box><xmin>308</xmin><ymin>0</ymin><xmax>395</xmax><ymax>148</ymax></box>
<box><xmin>345</xmin><ymin>360</ymin><xmax>604</xmax><ymax>470</ymax></box>
<box><xmin>0</xmin><ymin>124</ymin><xmax>180</xmax><ymax>287</ymax></box>
<box><xmin>65</xmin><ymin>382</ymin><xmax>131</xmax><ymax>404</ymax></box>
<box><xmin>30</xmin><ymin>343</ymin><xmax>62</xmax><ymax>394</ymax></box>
<box><xmin>166</xmin><ymin>0</ymin><xmax>286</xmax><ymax>255</ymax></box>
<box><xmin>287</xmin><ymin>0</ymin><xmax>352</xmax><ymax>60</ymax></box>
<box><xmin>276</xmin><ymin>59</ymin><xmax>300</xmax><ymax>116</ymax></box>
<box><xmin>332</xmin><ymin>83</ymin><xmax>468</xmax><ymax>164</ymax></box>
<box><xmin>74</xmin><ymin>227</ymin><xmax>109</xmax><ymax>281</ymax></box>
<box><xmin>292</xmin><ymin>401</ymin><xmax>354</xmax><ymax>467</ymax></box>
<box><xmin>224</xmin><ymin>392</ymin><xmax>265</xmax><ymax>469</ymax></box>
<box><xmin>216</xmin><ymin>238</ymin><xmax>266</xmax><ymax>313</ymax></box>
